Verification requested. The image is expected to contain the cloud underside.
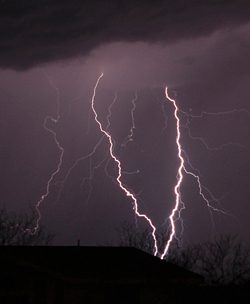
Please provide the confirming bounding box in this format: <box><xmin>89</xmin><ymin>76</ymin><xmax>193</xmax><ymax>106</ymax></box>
<box><xmin>1</xmin><ymin>0</ymin><xmax>250</xmax><ymax>70</ymax></box>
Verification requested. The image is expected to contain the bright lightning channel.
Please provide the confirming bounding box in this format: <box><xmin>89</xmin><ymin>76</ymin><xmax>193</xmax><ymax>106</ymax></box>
<box><xmin>160</xmin><ymin>88</ymin><xmax>232</xmax><ymax>260</ymax></box>
<box><xmin>161</xmin><ymin>88</ymin><xmax>184</xmax><ymax>259</ymax></box>
<box><xmin>92</xmin><ymin>73</ymin><xmax>159</xmax><ymax>256</ymax></box>
<box><xmin>23</xmin><ymin>72</ymin><xmax>237</xmax><ymax>255</ymax></box>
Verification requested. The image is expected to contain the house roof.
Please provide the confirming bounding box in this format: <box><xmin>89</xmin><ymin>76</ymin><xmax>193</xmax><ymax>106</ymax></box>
<box><xmin>0</xmin><ymin>246</ymin><xmax>203</xmax><ymax>284</ymax></box>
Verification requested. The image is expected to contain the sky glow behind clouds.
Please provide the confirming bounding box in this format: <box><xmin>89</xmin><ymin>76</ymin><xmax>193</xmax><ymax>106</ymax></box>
<box><xmin>1</xmin><ymin>1</ymin><xmax>250</xmax><ymax>247</ymax></box>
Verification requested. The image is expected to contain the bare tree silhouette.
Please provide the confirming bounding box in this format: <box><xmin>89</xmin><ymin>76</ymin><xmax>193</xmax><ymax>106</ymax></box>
<box><xmin>0</xmin><ymin>206</ymin><xmax>54</xmax><ymax>246</ymax></box>
<box><xmin>116</xmin><ymin>221</ymin><xmax>250</xmax><ymax>285</ymax></box>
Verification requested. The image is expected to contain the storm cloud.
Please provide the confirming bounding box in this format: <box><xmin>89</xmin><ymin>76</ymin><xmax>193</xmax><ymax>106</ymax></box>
<box><xmin>1</xmin><ymin>0</ymin><xmax>250</xmax><ymax>70</ymax></box>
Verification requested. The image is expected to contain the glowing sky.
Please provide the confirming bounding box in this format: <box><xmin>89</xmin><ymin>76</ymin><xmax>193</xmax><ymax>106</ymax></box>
<box><xmin>1</xmin><ymin>0</ymin><xmax>250</xmax><ymax>247</ymax></box>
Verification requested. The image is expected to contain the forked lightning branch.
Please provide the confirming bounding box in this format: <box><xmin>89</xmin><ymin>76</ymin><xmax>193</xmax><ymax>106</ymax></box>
<box><xmin>27</xmin><ymin>72</ymin><xmax>241</xmax><ymax>259</ymax></box>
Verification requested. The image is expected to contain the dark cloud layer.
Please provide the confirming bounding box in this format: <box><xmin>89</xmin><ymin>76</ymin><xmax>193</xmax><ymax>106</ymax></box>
<box><xmin>1</xmin><ymin>0</ymin><xmax>250</xmax><ymax>70</ymax></box>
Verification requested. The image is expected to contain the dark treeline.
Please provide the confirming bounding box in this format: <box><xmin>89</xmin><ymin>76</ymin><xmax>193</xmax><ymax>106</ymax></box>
<box><xmin>116</xmin><ymin>221</ymin><xmax>250</xmax><ymax>286</ymax></box>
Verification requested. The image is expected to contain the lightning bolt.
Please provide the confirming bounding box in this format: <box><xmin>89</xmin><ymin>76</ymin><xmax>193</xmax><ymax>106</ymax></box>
<box><xmin>160</xmin><ymin>88</ymin><xmax>232</xmax><ymax>260</ymax></box>
<box><xmin>160</xmin><ymin>88</ymin><xmax>184</xmax><ymax>259</ymax></box>
<box><xmin>33</xmin><ymin>70</ymin><xmax>65</xmax><ymax>233</ymax></box>
<box><xmin>19</xmin><ymin>71</ymin><xmax>243</xmax><ymax>255</ymax></box>
<box><xmin>91</xmin><ymin>73</ymin><xmax>159</xmax><ymax>256</ymax></box>
<box><xmin>23</xmin><ymin>69</ymin><xmax>65</xmax><ymax>234</ymax></box>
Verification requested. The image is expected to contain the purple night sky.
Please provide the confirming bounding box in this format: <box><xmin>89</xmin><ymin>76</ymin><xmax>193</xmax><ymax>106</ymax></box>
<box><xmin>1</xmin><ymin>1</ymin><xmax>250</xmax><ymax>250</ymax></box>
